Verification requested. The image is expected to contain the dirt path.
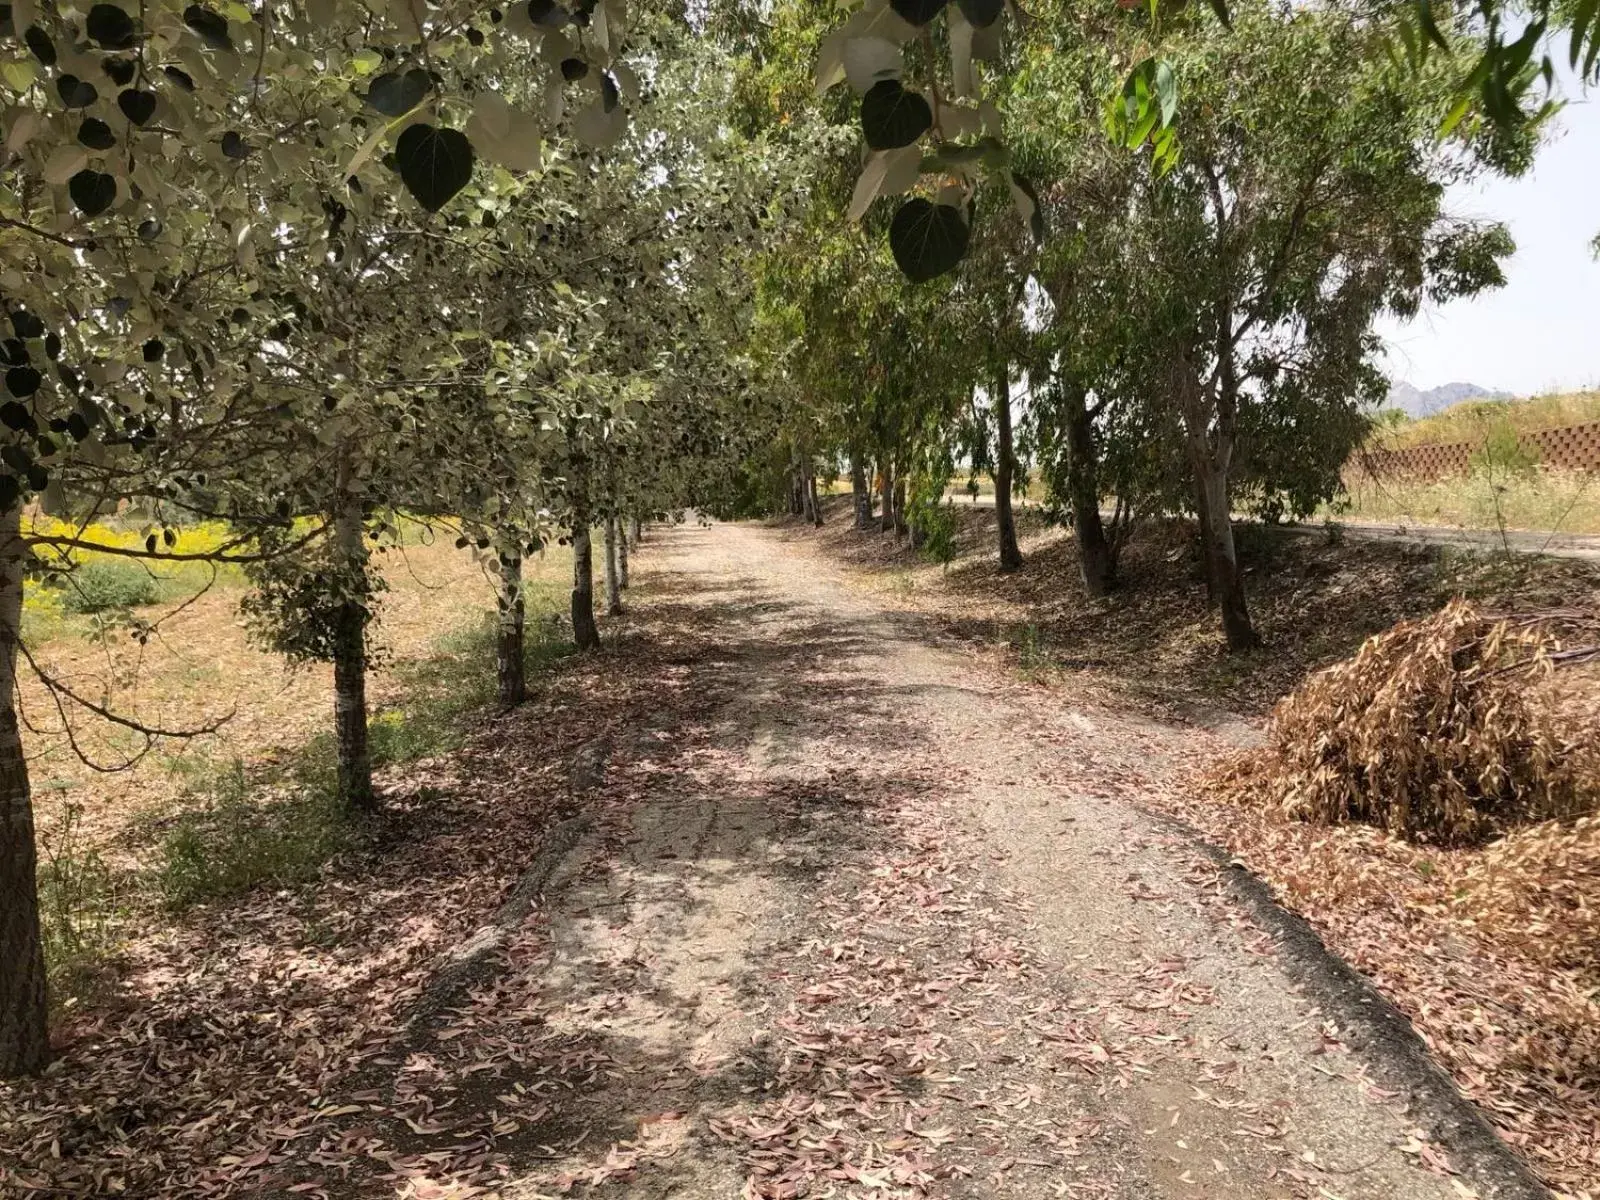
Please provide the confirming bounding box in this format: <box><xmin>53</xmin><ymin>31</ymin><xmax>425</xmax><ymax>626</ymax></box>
<box><xmin>503</xmin><ymin>520</ymin><xmax>1539</xmax><ymax>1200</ymax></box>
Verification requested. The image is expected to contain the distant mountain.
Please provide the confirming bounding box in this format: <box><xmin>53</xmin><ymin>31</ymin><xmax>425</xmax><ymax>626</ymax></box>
<box><xmin>1387</xmin><ymin>380</ymin><xmax>1512</xmax><ymax>418</ymax></box>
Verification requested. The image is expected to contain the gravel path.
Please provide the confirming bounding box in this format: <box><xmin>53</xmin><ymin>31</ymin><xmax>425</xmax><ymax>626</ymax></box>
<box><xmin>515</xmin><ymin>519</ymin><xmax>1537</xmax><ymax>1199</ymax></box>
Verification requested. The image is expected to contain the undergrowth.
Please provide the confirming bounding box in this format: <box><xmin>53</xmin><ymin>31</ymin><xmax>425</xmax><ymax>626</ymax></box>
<box><xmin>153</xmin><ymin>603</ymin><xmax>571</xmax><ymax>909</ymax></box>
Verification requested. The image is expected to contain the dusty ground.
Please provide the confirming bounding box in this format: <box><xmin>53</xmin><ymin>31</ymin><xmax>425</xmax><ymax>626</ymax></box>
<box><xmin>0</xmin><ymin>518</ymin><xmax>1562</xmax><ymax>1199</ymax></box>
<box><xmin>518</xmin><ymin>519</ymin><xmax>1533</xmax><ymax>1200</ymax></box>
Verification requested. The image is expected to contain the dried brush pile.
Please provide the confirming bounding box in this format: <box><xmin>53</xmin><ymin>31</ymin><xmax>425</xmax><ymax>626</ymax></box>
<box><xmin>1219</xmin><ymin>599</ymin><xmax>1597</xmax><ymax>846</ymax></box>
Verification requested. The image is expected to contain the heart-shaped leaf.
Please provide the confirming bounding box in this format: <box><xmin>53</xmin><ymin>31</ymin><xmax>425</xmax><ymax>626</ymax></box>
<box><xmin>117</xmin><ymin>88</ymin><xmax>157</xmax><ymax>125</ymax></box>
<box><xmin>861</xmin><ymin>79</ymin><xmax>931</xmax><ymax>150</ymax></box>
<box><xmin>183</xmin><ymin>4</ymin><xmax>232</xmax><ymax>50</ymax></box>
<box><xmin>395</xmin><ymin>123</ymin><xmax>474</xmax><ymax>212</ymax></box>
<box><xmin>86</xmin><ymin>4</ymin><xmax>137</xmax><ymax>49</ymax></box>
<box><xmin>78</xmin><ymin>118</ymin><xmax>117</xmax><ymax>150</ymax></box>
<box><xmin>366</xmin><ymin>68</ymin><xmax>430</xmax><ymax>117</ymax></box>
<box><xmin>68</xmin><ymin>168</ymin><xmax>117</xmax><ymax>216</ymax></box>
<box><xmin>164</xmin><ymin>65</ymin><xmax>196</xmax><ymax>91</ymax></box>
<box><xmin>103</xmin><ymin>57</ymin><xmax>136</xmax><ymax>85</ymax></box>
<box><xmin>220</xmin><ymin>130</ymin><xmax>249</xmax><ymax>158</ymax></box>
<box><xmin>957</xmin><ymin>0</ymin><xmax>1003</xmax><ymax>27</ymax></box>
<box><xmin>889</xmin><ymin>0</ymin><xmax>947</xmax><ymax>26</ymax></box>
<box><xmin>57</xmin><ymin>75</ymin><xmax>99</xmax><ymax>108</ymax></box>
<box><xmin>5</xmin><ymin>366</ymin><xmax>42</xmax><ymax>398</ymax></box>
<box><xmin>560</xmin><ymin>56</ymin><xmax>589</xmax><ymax>81</ymax></box>
<box><xmin>24</xmin><ymin>26</ymin><xmax>56</xmax><ymax>66</ymax></box>
<box><xmin>528</xmin><ymin>0</ymin><xmax>569</xmax><ymax>27</ymax></box>
<box><xmin>10</xmin><ymin>311</ymin><xmax>44</xmax><ymax>339</ymax></box>
<box><xmin>889</xmin><ymin>197</ymin><xmax>969</xmax><ymax>282</ymax></box>
<box><xmin>843</xmin><ymin>37</ymin><xmax>902</xmax><ymax>94</ymax></box>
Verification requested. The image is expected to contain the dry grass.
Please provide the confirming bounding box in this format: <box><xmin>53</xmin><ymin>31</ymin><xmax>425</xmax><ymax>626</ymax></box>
<box><xmin>1382</xmin><ymin>391</ymin><xmax>1600</xmax><ymax>450</ymax></box>
<box><xmin>24</xmin><ymin>529</ymin><xmax>573</xmax><ymax>1010</ymax></box>
<box><xmin>1330</xmin><ymin>467</ymin><xmax>1600</xmax><ymax>535</ymax></box>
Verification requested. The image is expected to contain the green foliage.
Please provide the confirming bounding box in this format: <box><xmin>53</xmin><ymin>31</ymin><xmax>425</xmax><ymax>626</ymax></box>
<box><xmin>37</xmin><ymin>803</ymin><xmax>121</xmax><ymax>1011</ymax></box>
<box><xmin>57</xmin><ymin>560</ymin><xmax>162</xmax><ymax>614</ymax></box>
<box><xmin>239</xmin><ymin>547</ymin><xmax>385</xmax><ymax>666</ymax></box>
<box><xmin>156</xmin><ymin>760</ymin><xmax>349</xmax><ymax>909</ymax></box>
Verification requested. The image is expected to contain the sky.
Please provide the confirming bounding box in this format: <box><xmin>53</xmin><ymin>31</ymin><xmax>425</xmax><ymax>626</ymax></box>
<box><xmin>1376</xmin><ymin>66</ymin><xmax>1600</xmax><ymax>398</ymax></box>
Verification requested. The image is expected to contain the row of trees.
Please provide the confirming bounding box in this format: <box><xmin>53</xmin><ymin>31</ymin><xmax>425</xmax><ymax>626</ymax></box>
<box><xmin>0</xmin><ymin>0</ymin><xmax>1570</xmax><ymax>1077</ymax></box>
<box><xmin>0</xmin><ymin>0</ymin><xmax>788</xmax><ymax>1074</ymax></box>
<box><xmin>748</xmin><ymin>0</ymin><xmax>1533</xmax><ymax>652</ymax></box>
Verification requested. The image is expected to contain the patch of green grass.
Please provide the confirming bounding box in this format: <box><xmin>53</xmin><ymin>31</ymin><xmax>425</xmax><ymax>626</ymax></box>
<box><xmin>37</xmin><ymin>803</ymin><xmax>122</xmax><ymax>1013</ymax></box>
<box><xmin>154</xmin><ymin>592</ymin><xmax>572</xmax><ymax>910</ymax></box>
<box><xmin>57</xmin><ymin>560</ymin><xmax>163</xmax><ymax>614</ymax></box>
<box><xmin>155</xmin><ymin>757</ymin><xmax>349</xmax><ymax>909</ymax></box>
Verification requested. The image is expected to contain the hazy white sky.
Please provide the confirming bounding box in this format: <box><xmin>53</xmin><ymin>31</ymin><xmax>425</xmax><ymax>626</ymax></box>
<box><xmin>1377</xmin><ymin>71</ymin><xmax>1600</xmax><ymax>398</ymax></box>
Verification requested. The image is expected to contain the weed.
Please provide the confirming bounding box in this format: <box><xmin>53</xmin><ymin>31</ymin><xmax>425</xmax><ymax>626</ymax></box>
<box><xmin>156</xmin><ymin>759</ymin><xmax>348</xmax><ymax>908</ymax></box>
<box><xmin>37</xmin><ymin>803</ymin><xmax>121</xmax><ymax>1011</ymax></box>
<box><xmin>1015</xmin><ymin>622</ymin><xmax>1051</xmax><ymax>673</ymax></box>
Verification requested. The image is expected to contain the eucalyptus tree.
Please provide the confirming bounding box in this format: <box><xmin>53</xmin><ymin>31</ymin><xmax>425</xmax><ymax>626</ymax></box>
<box><xmin>1124</xmin><ymin>2</ymin><xmax>1526</xmax><ymax>649</ymax></box>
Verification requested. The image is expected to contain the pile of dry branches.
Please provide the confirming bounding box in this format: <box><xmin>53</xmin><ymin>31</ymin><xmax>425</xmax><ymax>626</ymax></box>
<box><xmin>1218</xmin><ymin>599</ymin><xmax>1597</xmax><ymax>845</ymax></box>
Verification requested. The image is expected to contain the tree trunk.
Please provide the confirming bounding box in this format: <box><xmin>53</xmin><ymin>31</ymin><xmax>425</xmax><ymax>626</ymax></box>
<box><xmin>892</xmin><ymin>476</ymin><xmax>908</xmax><ymax>539</ymax></box>
<box><xmin>332</xmin><ymin>455</ymin><xmax>374</xmax><ymax>812</ymax></box>
<box><xmin>799</xmin><ymin>460</ymin><xmax>817</xmax><ymax>525</ymax></box>
<box><xmin>0</xmin><ymin>503</ymin><xmax>48</xmax><ymax>1077</ymax></box>
<box><xmin>495</xmin><ymin>545</ymin><xmax>526</xmax><ymax>708</ymax></box>
<box><xmin>629</xmin><ymin>515</ymin><xmax>642</xmax><ymax>545</ymax></box>
<box><xmin>850</xmin><ymin>452</ymin><xmax>873</xmax><ymax>529</ymax></box>
<box><xmin>993</xmin><ymin>363</ymin><xmax>1023</xmax><ymax>572</ymax></box>
<box><xmin>571</xmin><ymin>521</ymin><xmax>600</xmax><ymax>649</ymax></box>
<box><xmin>1190</xmin><ymin>445</ymin><xmax>1259</xmax><ymax>651</ymax></box>
<box><xmin>617</xmin><ymin>521</ymin><xmax>630</xmax><ymax>589</ymax></box>
<box><xmin>603</xmin><ymin>515</ymin><xmax>623</xmax><ymax>617</ymax></box>
<box><xmin>569</xmin><ymin>449</ymin><xmax>600</xmax><ymax>650</ymax></box>
<box><xmin>805</xmin><ymin>463</ymin><xmax>823</xmax><ymax>527</ymax></box>
<box><xmin>879</xmin><ymin>463</ymin><xmax>894</xmax><ymax>533</ymax></box>
<box><xmin>1192</xmin><ymin>471</ymin><xmax>1218</xmax><ymax>602</ymax></box>
<box><xmin>1062</xmin><ymin>383</ymin><xmax>1113</xmax><ymax>597</ymax></box>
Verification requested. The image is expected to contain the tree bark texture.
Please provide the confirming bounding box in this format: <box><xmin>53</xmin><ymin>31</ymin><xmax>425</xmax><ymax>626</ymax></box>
<box><xmin>1061</xmin><ymin>383</ymin><xmax>1114</xmax><ymax>596</ymax></box>
<box><xmin>571</xmin><ymin>521</ymin><xmax>600</xmax><ymax>650</ymax></box>
<box><xmin>850</xmin><ymin>452</ymin><xmax>873</xmax><ymax>529</ymax></box>
<box><xmin>879</xmin><ymin>463</ymin><xmax>894</xmax><ymax>534</ymax></box>
<box><xmin>629</xmin><ymin>516</ymin><xmax>642</xmax><ymax>545</ymax></box>
<box><xmin>496</xmin><ymin>546</ymin><xmax>526</xmax><ymax>708</ymax></box>
<box><xmin>1174</xmin><ymin>346</ymin><xmax>1258</xmax><ymax>651</ymax></box>
<box><xmin>603</xmin><ymin>515</ymin><xmax>623</xmax><ymax>617</ymax></box>
<box><xmin>0</xmin><ymin>503</ymin><xmax>48</xmax><ymax>1077</ymax></box>
<box><xmin>892</xmin><ymin>476</ymin><xmax>908</xmax><ymax>539</ymax></box>
<box><xmin>993</xmin><ymin>364</ymin><xmax>1023</xmax><ymax>572</ymax></box>
<box><xmin>332</xmin><ymin>455</ymin><xmax>374</xmax><ymax>812</ymax></box>
<box><xmin>617</xmin><ymin>522</ymin><xmax>630</xmax><ymax>589</ymax></box>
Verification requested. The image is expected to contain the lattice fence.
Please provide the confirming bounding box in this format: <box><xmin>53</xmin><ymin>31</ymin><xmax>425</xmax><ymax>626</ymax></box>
<box><xmin>1356</xmin><ymin>421</ymin><xmax>1600</xmax><ymax>480</ymax></box>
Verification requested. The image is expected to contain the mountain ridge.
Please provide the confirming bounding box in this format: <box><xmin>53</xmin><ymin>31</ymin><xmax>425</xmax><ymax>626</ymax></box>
<box><xmin>1387</xmin><ymin>380</ymin><xmax>1512</xmax><ymax>418</ymax></box>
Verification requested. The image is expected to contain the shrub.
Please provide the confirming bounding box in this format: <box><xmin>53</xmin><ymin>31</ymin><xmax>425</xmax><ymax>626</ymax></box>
<box><xmin>58</xmin><ymin>560</ymin><xmax>162</xmax><ymax>613</ymax></box>
<box><xmin>1214</xmin><ymin>599</ymin><xmax>1596</xmax><ymax>845</ymax></box>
